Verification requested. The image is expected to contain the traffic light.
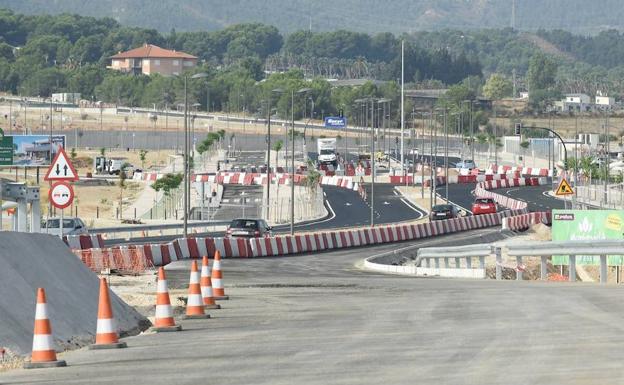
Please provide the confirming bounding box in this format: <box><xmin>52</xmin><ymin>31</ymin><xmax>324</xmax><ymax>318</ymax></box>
<box><xmin>514</xmin><ymin>122</ymin><xmax>522</xmax><ymax>136</ymax></box>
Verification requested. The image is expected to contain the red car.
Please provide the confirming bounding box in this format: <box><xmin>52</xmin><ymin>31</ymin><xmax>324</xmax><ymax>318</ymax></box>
<box><xmin>471</xmin><ymin>197</ymin><xmax>497</xmax><ymax>215</ymax></box>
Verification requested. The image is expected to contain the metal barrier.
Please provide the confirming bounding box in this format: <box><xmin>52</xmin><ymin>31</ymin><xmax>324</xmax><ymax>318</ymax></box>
<box><xmin>372</xmin><ymin>240</ymin><xmax>624</xmax><ymax>284</ymax></box>
<box><xmin>88</xmin><ymin>220</ymin><xmax>230</xmax><ymax>239</ymax></box>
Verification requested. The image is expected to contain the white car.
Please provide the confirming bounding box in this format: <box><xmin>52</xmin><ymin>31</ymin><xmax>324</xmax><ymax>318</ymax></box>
<box><xmin>455</xmin><ymin>159</ymin><xmax>476</xmax><ymax>169</ymax></box>
<box><xmin>42</xmin><ymin>217</ymin><xmax>88</xmax><ymax>236</ymax></box>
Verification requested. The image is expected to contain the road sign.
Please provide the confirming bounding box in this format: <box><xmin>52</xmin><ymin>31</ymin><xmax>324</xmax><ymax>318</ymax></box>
<box><xmin>555</xmin><ymin>178</ymin><xmax>574</xmax><ymax>196</ymax></box>
<box><xmin>324</xmin><ymin>117</ymin><xmax>347</xmax><ymax>128</ymax></box>
<box><xmin>49</xmin><ymin>182</ymin><xmax>74</xmax><ymax>209</ymax></box>
<box><xmin>0</xmin><ymin>135</ymin><xmax>13</xmax><ymax>166</ymax></box>
<box><xmin>44</xmin><ymin>147</ymin><xmax>79</xmax><ymax>181</ymax></box>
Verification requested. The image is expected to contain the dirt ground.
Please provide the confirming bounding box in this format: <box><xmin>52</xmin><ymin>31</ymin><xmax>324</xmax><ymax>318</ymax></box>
<box><xmin>105</xmin><ymin>271</ymin><xmax>187</xmax><ymax>325</ymax></box>
<box><xmin>0</xmin><ymin>148</ymin><xmax>181</xmax><ymax>229</ymax></box>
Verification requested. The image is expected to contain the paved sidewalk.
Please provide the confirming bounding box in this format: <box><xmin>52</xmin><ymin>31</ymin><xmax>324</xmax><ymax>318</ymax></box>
<box><xmin>123</xmin><ymin>156</ymin><xmax>183</xmax><ymax>219</ymax></box>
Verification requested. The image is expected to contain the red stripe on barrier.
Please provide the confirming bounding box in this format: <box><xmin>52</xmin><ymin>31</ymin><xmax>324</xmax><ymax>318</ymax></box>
<box><xmin>285</xmin><ymin>236</ymin><xmax>294</xmax><ymax>254</ymax></box>
<box><xmin>188</xmin><ymin>238</ymin><xmax>200</xmax><ymax>259</ymax></box>
<box><xmin>160</xmin><ymin>245</ymin><xmax>171</xmax><ymax>265</ymax></box>
<box><xmin>275</xmin><ymin>237</ymin><xmax>284</xmax><ymax>255</ymax></box>
<box><xmin>143</xmin><ymin>245</ymin><xmax>154</xmax><ymax>265</ymax></box>
<box><xmin>223</xmin><ymin>239</ymin><xmax>233</xmax><ymax>256</ymax></box>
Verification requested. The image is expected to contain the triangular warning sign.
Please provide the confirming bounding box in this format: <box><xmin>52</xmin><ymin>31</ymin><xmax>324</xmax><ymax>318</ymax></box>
<box><xmin>555</xmin><ymin>178</ymin><xmax>574</xmax><ymax>196</ymax></box>
<box><xmin>44</xmin><ymin>147</ymin><xmax>79</xmax><ymax>181</ymax></box>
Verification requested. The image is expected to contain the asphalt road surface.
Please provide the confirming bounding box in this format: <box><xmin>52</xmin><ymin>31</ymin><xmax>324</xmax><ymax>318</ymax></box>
<box><xmin>502</xmin><ymin>184</ymin><xmax>566</xmax><ymax>211</ymax></box>
<box><xmin>439</xmin><ymin>182</ymin><xmax>566</xmax><ymax>214</ymax></box>
<box><xmin>6</xmin><ymin>228</ymin><xmax>624</xmax><ymax>385</ymax></box>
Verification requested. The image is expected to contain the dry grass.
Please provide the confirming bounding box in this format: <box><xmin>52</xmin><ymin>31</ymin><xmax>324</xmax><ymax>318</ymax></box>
<box><xmin>0</xmin><ymin>349</ymin><xmax>26</xmax><ymax>373</ymax></box>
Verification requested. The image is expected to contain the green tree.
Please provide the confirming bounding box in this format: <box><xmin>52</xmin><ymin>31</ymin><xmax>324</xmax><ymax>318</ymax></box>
<box><xmin>118</xmin><ymin>162</ymin><xmax>131</xmax><ymax>219</ymax></box>
<box><xmin>272</xmin><ymin>139</ymin><xmax>283</xmax><ymax>169</ymax></box>
<box><xmin>139</xmin><ymin>149</ymin><xmax>148</xmax><ymax>170</ymax></box>
<box><xmin>527</xmin><ymin>52</ymin><xmax>558</xmax><ymax>92</ymax></box>
<box><xmin>483</xmin><ymin>74</ymin><xmax>513</xmax><ymax>100</ymax></box>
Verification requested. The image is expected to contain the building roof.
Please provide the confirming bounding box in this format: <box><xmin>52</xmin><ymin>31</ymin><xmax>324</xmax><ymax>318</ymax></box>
<box><xmin>110</xmin><ymin>44</ymin><xmax>197</xmax><ymax>60</ymax></box>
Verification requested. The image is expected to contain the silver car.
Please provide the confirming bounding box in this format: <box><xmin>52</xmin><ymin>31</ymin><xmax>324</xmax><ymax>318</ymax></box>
<box><xmin>42</xmin><ymin>217</ymin><xmax>88</xmax><ymax>236</ymax></box>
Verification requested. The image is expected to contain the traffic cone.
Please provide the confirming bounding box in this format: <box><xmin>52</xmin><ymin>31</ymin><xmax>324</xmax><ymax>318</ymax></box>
<box><xmin>89</xmin><ymin>278</ymin><xmax>127</xmax><ymax>349</ymax></box>
<box><xmin>212</xmin><ymin>250</ymin><xmax>229</xmax><ymax>300</ymax></box>
<box><xmin>23</xmin><ymin>288</ymin><xmax>67</xmax><ymax>369</ymax></box>
<box><xmin>150</xmin><ymin>267</ymin><xmax>182</xmax><ymax>332</ymax></box>
<box><xmin>183</xmin><ymin>260</ymin><xmax>210</xmax><ymax>319</ymax></box>
<box><xmin>200</xmin><ymin>256</ymin><xmax>220</xmax><ymax>309</ymax></box>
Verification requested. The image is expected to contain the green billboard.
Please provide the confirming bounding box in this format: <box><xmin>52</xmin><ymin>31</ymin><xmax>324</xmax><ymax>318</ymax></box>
<box><xmin>552</xmin><ymin>210</ymin><xmax>624</xmax><ymax>265</ymax></box>
<box><xmin>0</xmin><ymin>134</ymin><xmax>13</xmax><ymax>166</ymax></box>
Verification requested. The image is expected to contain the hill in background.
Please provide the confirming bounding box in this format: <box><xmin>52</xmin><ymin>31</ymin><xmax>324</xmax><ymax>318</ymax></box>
<box><xmin>1</xmin><ymin>0</ymin><xmax>623</xmax><ymax>34</ymax></box>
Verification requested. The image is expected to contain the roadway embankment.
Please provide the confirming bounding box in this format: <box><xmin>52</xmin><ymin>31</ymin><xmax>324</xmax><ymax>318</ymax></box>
<box><xmin>0</xmin><ymin>232</ymin><xmax>149</xmax><ymax>357</ymax></box>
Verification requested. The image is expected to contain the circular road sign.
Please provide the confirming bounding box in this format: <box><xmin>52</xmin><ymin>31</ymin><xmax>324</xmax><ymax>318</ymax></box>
<box><xmin>49</xmin><ymin>182</ymin><xmax>74</xmax><ymax>210</ymax></box>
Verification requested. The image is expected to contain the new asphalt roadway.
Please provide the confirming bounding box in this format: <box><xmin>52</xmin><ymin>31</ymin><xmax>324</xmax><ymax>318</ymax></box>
<box><xmin>5</xmin><ymin>228</ymin><xmax>624</xmax><ymax>385</ymax></box>
<box><xmin>440</xmin><ymin>182</ymin><xmax>564</xmax><ymax>215</ymax></box>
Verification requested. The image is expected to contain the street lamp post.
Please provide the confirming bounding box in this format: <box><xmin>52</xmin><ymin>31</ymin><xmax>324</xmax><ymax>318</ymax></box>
<box><xmin>181</xmin><ymin>72</ymin><xmax>209</xmax><ymax>238</ymax></box>
<box><xmin>265</xmin><ymin>88</ymin><xmax>283</xmax><ymax>221</ymax></box>
<box><xmin>291</xmin><ymin>88</ymin><xmax>311</xmax><ymax>235</ymax></box>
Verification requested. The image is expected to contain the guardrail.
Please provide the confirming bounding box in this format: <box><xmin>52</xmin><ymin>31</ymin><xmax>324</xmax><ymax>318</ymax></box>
<box><xmin>88</xmin><ymin>220</ymin><xmax>230</xmax><ymax>238</ymax></box>
<box><xmin>409</xmin><ymin>240</ymin><xmax>624</xmax><ymax>284</ymax></box>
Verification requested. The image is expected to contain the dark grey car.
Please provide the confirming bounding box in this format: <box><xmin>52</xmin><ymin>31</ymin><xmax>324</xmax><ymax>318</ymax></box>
<box><xmin>225</xmin><ymin>218</ymin><xmax>272</xmax><ymax>238</ymax></box>
<box><xmin>429</xmin><ymin>204</ymin><xmax>459</xmax><ymax>221</ymax></box>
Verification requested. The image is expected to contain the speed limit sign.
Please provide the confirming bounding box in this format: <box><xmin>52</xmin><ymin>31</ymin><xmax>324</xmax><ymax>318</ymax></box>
<box><xmin>49</xmin><ymin>182</ymin><xmax>74</xmax><ymax>209</ymax></box>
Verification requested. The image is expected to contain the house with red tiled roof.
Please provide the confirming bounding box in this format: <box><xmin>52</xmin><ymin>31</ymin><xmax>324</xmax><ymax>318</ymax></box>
<box><xmin>108</xmin><ymin>44</ymin><xmax>198</xmax><ymax>76</ymax></box>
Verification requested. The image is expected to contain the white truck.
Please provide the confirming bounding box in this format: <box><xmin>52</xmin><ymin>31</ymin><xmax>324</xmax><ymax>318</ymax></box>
<box><xmin>317</xmin><ymin>138</ymin><xmax>338</xmax><ymax>166</ymax></box>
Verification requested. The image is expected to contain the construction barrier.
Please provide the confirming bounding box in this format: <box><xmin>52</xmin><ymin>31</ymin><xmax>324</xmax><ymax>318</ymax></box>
<box><xmin>64</xmin><ymin>234</ymin><xmax>105</xmax><ymax>250</ymax></box>
<box><xmin>488</xmin><ymin>165</ymin><xmax>553</xmax><ymax>177</ymax></box>
<box><xmin>73</xmin><ymin>246</ymin><xmax>154</xmax><ymax>274</ymax></box>
<box><xmin>80</xmin><ymin>209</ymin><xmax>522</xmax><ymax>264</ymax></box>
<box><xmin>502</xmin><ymin>211</ymin><xmax>552</xmax><ymax>231</ymax></box>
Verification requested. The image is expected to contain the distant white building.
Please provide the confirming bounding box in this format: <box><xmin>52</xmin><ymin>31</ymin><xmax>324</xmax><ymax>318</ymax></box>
<box><xmin>555</xmin><ymin>93</ymin><xmax>591</xmax><ymax>112</ymax></box>
<box><xmin>51</xmin><ymin>93</ymin><xmax>80</xmax><ymax>104</ymax></box>
<box><xmin>519</xmin><ymin>91</ymin><xmax>529</xmax><ymax>99</ymax></box>
<box><xmin>595</xmin><ymin>91</ymin><xmax>615</xmax><ymax>110</ymax></box>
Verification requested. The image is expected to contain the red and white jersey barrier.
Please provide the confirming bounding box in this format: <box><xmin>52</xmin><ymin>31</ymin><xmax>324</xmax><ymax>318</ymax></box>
<box><xmin>64</xmin><ymin>234</ymin><xmax>105</xmax><ymax>250</ymax></box>
<box><xmin>488</xmin><ymin>165</ymin><xmax>553</xmax><ymax>177</ymax></box>
<box><xmin>73</xmin><ymin>209</ymin><xmax>522</xmax><ymax>266</ymax></box>
<box><xmin>474</xmin><ymin>177</ymin><xmax>547</xmax><ymax>215</ymax></box>
<box><xmin>502</xmin><ymin>211</ymin><xmax>552</xmax><ymax>231</ymax></box>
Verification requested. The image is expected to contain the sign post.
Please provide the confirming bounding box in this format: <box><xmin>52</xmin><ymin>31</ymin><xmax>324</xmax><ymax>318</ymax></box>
<box><xmin>555</xmin><ymin>178</ymin><xmax>574</xmax><ymax>196</ymax></box>
<box><xmin>44</xmin><ymin>147</ymin><xmax>79</xmax><ymax>236</ymax></box>
<box><xmin>0</xmin><ymin>130</ymin><xmax>13</xmax><ymax>166</ymax></box>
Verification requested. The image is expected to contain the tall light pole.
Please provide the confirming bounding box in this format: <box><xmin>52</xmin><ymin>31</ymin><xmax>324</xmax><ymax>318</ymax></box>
<box><xmin>183</xmin><ymin>77</ymin><xmax>189</xmax><ymax>236</ymax></box>
<box><xmin>265</xmin><ymin>88</ymin><xmax>283</xmax><ymax>220</ymax></box>
<box><xmin>368</xmin><ymin>97</ymin><xmax>379</xmax><ymax>227</ymax></box>
<box><xmin>291</xmin><ymin>88</ymin><xmax>311</xmax><ymax>234</ymax></box>
<box><xmin>182</xmin><ymin>72</ymin><xmax>208</xmax><ymax>237</ymax></box>
<box><xmin>400</xmin><ymin>40</ymin><xmax>405</xmax><ymax>176</ymax></box>
<box><xmin>443</xmin><ymin>108</ymin><xmax>449</xmax><ymax>200</ymax></box>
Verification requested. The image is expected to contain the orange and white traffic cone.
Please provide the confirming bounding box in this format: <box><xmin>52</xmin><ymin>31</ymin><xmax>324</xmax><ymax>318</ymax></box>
<box><xmin>89</xmin><ymin>278</ymin><xmax>127</xmax><ymax>349</ymax></box>
<box><xmin>200</xmin><ymin>256</ymin><xmax>220</xmax><ymax>309</ymax></box>
<box><xmin>23</xmin><ymin>288</ymin><xmax>67</xmax><ymax>369</ymax></box>
<box><xmin>183</xmin><ymin>260</ymin><xmax>210</xmax><ymax>319</ymax></box>
<box><xmin>212</xmin><ymin>250</ymin><xmax>229</xmax><ymax>300</ymax></box>
<box><xmin>150</xmin><ymin>267</ymin><xmax>182</xmax><ymax>332</ymax></box>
